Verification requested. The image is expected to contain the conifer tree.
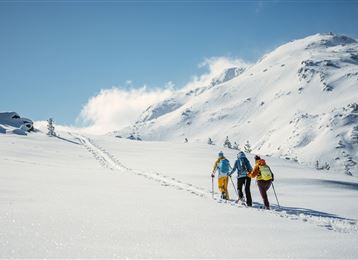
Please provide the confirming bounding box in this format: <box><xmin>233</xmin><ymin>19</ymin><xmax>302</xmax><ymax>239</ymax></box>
<box><xmin>47</xmin><ymin>118</ymin><xmax>56</xmax><ymax>136</ymax></box>
<box><xmin>224</xmin><ymin>136</ymin><xmax>232</xmax><ymax>149</ymax></box>
<box><xmin>244</xmin><ymin>140</ymin><xmax>252</xmax><ymax>153</ymax></box>
<box><xmin>324</xmin><ymin>162</ymin><xmax>330</xmax><ymax>170</ymax></box>
<box><xmin>315</xmin><ymin>160</ymin><xmax>320</xmax><ymax>170</ymax></box>
<box><xmin>232</xmin><ymin>141</ymin><xmax>240</xmax><ymax>150</ymax></box>
<box><xmin>208</xmin><ymin>137</ymin><xmax>214</xmax><ymax>145</ymax></box>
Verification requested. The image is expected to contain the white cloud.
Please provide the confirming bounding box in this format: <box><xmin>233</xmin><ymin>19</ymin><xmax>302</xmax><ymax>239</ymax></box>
<box><xmin>77</xmin><ymin>56</ymin><xmax>249</xmax><ymax>135</ymax></box>
<box><xmin>78</xmin><ymin>86</ymin><xmax>174</xmax><ymax>134</ymax></box>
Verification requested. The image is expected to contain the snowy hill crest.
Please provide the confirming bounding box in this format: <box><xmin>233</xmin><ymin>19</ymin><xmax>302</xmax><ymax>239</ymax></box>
<box><xmin>210</xmin><ymin>66</ymin><xmax>246</xmax><ymax>86</ymax></box>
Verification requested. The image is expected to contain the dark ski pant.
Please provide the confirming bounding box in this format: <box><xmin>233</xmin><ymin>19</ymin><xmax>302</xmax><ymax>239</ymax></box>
<box><xmin>237</xmin><ymin>177</ymin><xmax>252</xmax><ymax>206</ymax></box>
<box><xmin>257</xmin><ymin>180</ymin><xmax>272</xmax><ymax>208</ymax></box>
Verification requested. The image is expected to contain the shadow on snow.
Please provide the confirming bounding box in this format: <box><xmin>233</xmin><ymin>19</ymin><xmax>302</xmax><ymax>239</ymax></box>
<box><xmin>55</xmin><ymin>135</ymin><xmax>81</xmax><ymax>145</ymax></box>
<box><xmin>312</xmin><ymin>179</ymin><xmax>358</xmax><ymax>191</ymax></box>
<box><xmin>252</xmin><ymin>202</ymin><xmax>357</xmax><ymax>225</ymax></box>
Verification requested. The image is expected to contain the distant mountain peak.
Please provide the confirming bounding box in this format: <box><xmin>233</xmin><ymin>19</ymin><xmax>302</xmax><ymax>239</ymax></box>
<box><xmin>305</xmin><ymin>33</ymin><xmax>357</xmax><ymax>49</ymax></box>
<box><xmin>137</xmin><ymin>98</ymin><xmax>183</xmax><ymax>123</ymax></box>
<box><xmin>210</xmin><ymin>67</ymin><xmax>246</xmax><ymax>86</ymax></box>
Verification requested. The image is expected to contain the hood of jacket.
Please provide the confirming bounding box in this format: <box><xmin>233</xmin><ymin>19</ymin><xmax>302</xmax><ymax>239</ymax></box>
<box><xmin>257</xmin><ymin>159</ymin><xmax>266</xmax><ymax>166</ymax></box>
<box><xmin>238</xmin><ymin>151</ymin><xmax>246</xmax><ymax>159</ymax></box>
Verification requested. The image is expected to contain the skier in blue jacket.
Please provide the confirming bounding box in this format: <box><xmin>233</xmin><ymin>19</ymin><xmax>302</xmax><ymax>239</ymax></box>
<box><xmin>230</xmin><ymin>151</ymin><xmax>253</xmax><ymax>206</ymax></box>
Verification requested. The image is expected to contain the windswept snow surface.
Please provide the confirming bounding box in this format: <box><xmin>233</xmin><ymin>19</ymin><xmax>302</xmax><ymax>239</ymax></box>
<box><xmin>1</xmin><ymin>131</ymin><xmax>358</xmax><ymax>258</ymax></box>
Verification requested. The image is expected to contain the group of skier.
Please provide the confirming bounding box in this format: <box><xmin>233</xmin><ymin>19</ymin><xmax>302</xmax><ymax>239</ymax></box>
<box><xmin>211</xmin><ymin>151</ymin><xmax>274</xmax><ymax>209</ymax></box>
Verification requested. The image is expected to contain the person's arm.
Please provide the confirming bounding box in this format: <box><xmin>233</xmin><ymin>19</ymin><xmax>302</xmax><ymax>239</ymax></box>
<box><xmin>230</xmin><ymin>160</ymin><xmax>237</xmax><ymax>175</ymax></box>
<box><xmin>245</xmin><ymin>157</ymin><xmax>253</xmax><ymax>172</ymax></box>
<box><xmin>212</xmin><ymin>158</ymin><xmax>220</xmax><ymax>176</ymax></box>
<box><xmin>248</xmin><ymin>163</ymin><xmax>259</xmax><ymax>178</ymax></box>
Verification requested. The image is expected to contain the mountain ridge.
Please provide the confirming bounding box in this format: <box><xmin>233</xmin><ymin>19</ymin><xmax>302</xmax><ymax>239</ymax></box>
<box><xmin>112</xmin><ymin>33</ymin><xmax>358</xmax><ymax>176</ymax></box>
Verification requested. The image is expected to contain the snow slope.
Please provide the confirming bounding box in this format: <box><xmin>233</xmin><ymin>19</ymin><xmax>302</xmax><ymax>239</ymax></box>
<box><xmin>114</xmin><ymin>33</ymin><xmax>358</xmax><ymax>176</ymax></box>
<box><xmin>1</xmin><ymin>130</ymin><xmax>358</xmax><ymax>258</ymax></box>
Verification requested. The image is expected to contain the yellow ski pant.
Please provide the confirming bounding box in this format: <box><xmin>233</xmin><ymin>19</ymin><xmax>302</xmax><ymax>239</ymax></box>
<box><xmin>218</xmin><ymin>176</ymin><xmax>229</xmax><ymax>199</ymax></box>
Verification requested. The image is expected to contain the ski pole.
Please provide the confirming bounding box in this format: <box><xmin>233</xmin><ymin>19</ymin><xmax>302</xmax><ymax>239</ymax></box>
<box><xmin>229</xmin><ymin>176</ymin><xmax>238</xmax><ymax>196</ymax></box>
<box><xmin>211</xmin><ymin>175</ymin><xmax>214</xmax><ymax>199</ymax></box>
<box><xmin>272</xmin><ymin>182</ymin><xmax>281</xmax><ymax>209</ymax></box>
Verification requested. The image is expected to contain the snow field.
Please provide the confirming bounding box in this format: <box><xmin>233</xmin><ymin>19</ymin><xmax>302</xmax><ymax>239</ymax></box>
<box><xmin>1</xmin><ymin>132</ymin><xmax>358</xmax><ymax>258</ymax></box>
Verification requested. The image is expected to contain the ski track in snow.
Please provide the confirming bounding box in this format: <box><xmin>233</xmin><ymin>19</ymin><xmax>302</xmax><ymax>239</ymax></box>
<box><xmin>72</xmin><ymin>133</ymin><xmax>358</xmax><ymax>234</ymax></box>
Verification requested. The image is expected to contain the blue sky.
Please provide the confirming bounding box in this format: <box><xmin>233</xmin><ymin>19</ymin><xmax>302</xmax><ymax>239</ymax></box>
<box><xmin>1</xmin><ymin>0</ymin><xmax>358</xmax><ymax>125</ymax></box>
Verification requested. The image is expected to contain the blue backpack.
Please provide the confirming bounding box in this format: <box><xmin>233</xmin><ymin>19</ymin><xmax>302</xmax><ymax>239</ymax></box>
<box><xmin>219</xmin><ymin>158</ymin><xmax>230</xmax><ymax>174</ymax></box>
<box><xmin>238</xmin><ymin>159</ymin><xmax>248</xmax><ymax>177</ymax></box>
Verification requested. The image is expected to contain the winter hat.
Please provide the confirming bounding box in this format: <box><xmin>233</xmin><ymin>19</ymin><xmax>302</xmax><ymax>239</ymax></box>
<box><xmin>254</xmin><ymin>155</ymin><xmax>261</xmax><ymax>161</ymax></box>
<box><xmin>218</xmin><ymin>151</ymin><xmax>224</xmax><ymax>157</ymax></box>
<box><xmin>237</xmin><ymin>151</ymin><xmax>245</xmax><ymax>158</ymax></box>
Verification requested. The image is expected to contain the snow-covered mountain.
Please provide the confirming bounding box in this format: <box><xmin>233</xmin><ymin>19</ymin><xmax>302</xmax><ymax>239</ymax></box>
<box><xmin>113</xmin><ymin>33</ymin><xmax>358</xmax><ymax>176</ymax></box>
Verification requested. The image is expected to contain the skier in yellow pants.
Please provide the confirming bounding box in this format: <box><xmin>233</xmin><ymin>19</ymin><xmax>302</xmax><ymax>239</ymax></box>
<box><xmin>211</xmin><ymin>151</ymin><xmax>231</xmax><ymax>200</ymax></box>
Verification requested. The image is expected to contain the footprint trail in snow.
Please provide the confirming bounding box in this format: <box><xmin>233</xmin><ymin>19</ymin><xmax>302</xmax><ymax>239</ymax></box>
<box><xmin>73</xmin><ymin>133</ymin><xmax>358</xmax><ymax>234</ymax></box>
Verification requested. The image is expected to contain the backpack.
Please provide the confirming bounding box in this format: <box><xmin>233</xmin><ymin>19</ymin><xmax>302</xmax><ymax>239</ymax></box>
<box><xmin>237</xmin><ymin>159</ymin><xmax>248</xmax><ymax>177</ymax></box>
<box><xmin>258</xmin><ymin>164</ymin><xmax>273</xmax><ymax>180</ymax></box>
<box><xmin>219</xmin><ymin>158</ymin><xmax>230</xmax><ymax>174</ymax></box>
<box><xmin>239</xmin><ymin>158</ymin><xmax>247</xmax><ymax>172</ymax></box>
